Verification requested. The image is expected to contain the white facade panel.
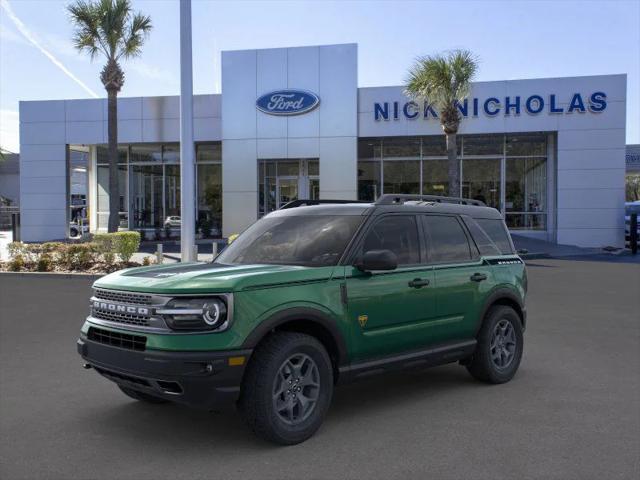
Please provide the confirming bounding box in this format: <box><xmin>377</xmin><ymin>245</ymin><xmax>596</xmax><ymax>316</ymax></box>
<box><xmin>20</xmin><ymin>122</ymin><xmax>65</xmax><ymax>145</ymax></box>
<box><xmin>557</xmin><ymin>149</ymin><xmax>626</xmax><ymax>170</ymax></box>
<box><xmin>257</xmin><ymin>138</ymin><xmax>287</xmax><ymax>159</ymax></box>
<box><xmin>319</xmin><ymin>44</ymin><xmax>357</xmax><ymax>138</ymax></box>
<box><xmin>319</xmin><ymin>136</ymin><xmax>357</xmax><ymax>199</ymax></box>
<box><xmin>256</xmin><ymin>49</ymin><xmax>288</xmax><ymax>139</ymax></box>
<box><xmin>287</xmin><ymin>138</ymin><xmax>320</xmax><ymax>158</ymax></box>
<box><xmin>142</xmin><ymin>96</ymin><xmax>179</xmax><ymax>119</ymax></box>
<box><xmin>193</xmin><ymin>95</ymin><xmax>221</xmax><ymax>118</ymax></box>
<box><xmin>20</xmin><ymin>160</ymin><xmax>66</xmax><ymax>178</ymax></box>
<box><xmin>287</xmin><ymin>46</ymin><xmax>320</xmax><ymax>139</ymax></box>
<box><xmin>557</xmin><ymin>188</ymin><xmax>625</xmax><ymax>209</ymax></box>
<box><xmin>557</xmin><ymin>228</ymin><xmax>623</xmax><ymax>248</ymax></box>
<box><xmin>19</xmin><ymin>100</ymin><xmax>65</xmax><ymax>123</ymax></box>
<box><xmin>142</xmin><ymin>118</ymin><xmax>180</xmax><ymax>142</ymax></box>
<box><xmin>66</xmin><ymin>121</ymin><xmax>104</xmax><ymax>144</ymax></box>
<box><xmin>222</xmin><ymin>49</ymin><xmax>257</xmax><ymax>140</ymax></box>
<box><xmin>66</xmin><ymin>99</ymin><xmax>104</xmax><ymax>122</ymax></box>
<box><xmin>557</xmin><ymin>168</ymin><xmax>625</xmax><ymax>190</ymax></box>
<box><xmin>194</xmin><ymin>117</ymin><xmax>222</xmax><ymax>142</ymax></box>
<box><xmin>111</xmin><ymin>97</ymin><xmax>143</xmax><ymax>120</ymax></box>
<box><xmin>109</xmin><ymin>119</ymin><xmax>144</xmax><ymax>144</ymax></box>
<box><xmin>557</xmin><ymin>129</ymin><xmax>626</xmax><ymax>151</ymax></box>
<box><xmin>222</xmin><ymin>139</ymin><xmax>257</xmax><ymax>192</ymax></box>
<box><xmin>19</xmin><ymin>144</ymin><xmax>67</xmax><ymax>162</ymax></box>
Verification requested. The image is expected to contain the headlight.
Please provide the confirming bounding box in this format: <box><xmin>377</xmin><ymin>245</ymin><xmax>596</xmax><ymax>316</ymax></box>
<box><xmin>157</xmin><ymin>297</ymin><xmax>229</xmax><ymax>332</ymax></box>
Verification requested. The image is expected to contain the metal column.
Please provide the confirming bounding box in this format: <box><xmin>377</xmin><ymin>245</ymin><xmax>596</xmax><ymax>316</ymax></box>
<box><xmin>179</xmin><ymin>0</ymin><xmax>196</xmax><ymax>262</ymax></box>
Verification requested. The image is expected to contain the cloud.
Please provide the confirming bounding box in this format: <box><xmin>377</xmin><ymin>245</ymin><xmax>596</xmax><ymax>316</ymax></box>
<box><xmin>0</xmin><ymin>110</ymin><xmax>19</xmax><ymax>153</ymax></box>
<box><xmin>0</xmin><ymin>0</ymin><xmax>99</xmax><ymax>98</ymax></box>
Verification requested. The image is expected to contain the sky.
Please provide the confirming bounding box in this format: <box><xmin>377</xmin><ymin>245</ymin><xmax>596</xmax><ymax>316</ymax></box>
<box><xmin>1</xmin><ymin>0</ymin><xmax>638</xmax><ymax>153</ymax></box>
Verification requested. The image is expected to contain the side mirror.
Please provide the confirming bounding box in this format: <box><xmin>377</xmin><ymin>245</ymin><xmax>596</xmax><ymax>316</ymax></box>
<box><xmin>356</xmin><ymin>249</ymin><xmax>398</xmax><ymax>272</ymax></box>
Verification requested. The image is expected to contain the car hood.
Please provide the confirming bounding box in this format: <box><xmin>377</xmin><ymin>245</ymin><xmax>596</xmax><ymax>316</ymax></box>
<box><xmin>93</xmin><ymin>262</ymin><xmax>337</xmax><ymax>294</ymax></box>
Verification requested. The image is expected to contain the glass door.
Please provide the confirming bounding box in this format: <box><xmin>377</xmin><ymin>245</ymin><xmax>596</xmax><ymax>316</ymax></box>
<box><xmin>277</xmin><ymin>177</ymin><xmax>299</xmax><ymax>207</ymax></box>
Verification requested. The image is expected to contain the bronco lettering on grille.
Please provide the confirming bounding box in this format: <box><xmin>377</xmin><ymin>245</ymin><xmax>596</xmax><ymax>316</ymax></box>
<box><xmin>93</xmin><ymin>301</ymin><xmax>149</xmax><ymax>316</ymax></box>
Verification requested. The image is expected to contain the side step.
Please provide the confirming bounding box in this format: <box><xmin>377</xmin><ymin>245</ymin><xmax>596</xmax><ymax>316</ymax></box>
<box><xmin>337</xmin><ymin>340</ymin><xmax>477</xmax><ymax>384</ymax></box>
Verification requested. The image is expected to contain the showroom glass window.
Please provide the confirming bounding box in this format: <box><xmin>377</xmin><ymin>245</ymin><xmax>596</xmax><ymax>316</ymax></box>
<box><xmin>196</xmin><ymin>143</ymin><xmax>222</xmax><ymax>236</ymax></box>
<box><xmin>95</xmin><ymin>142</ymin><xmax>223</xmax><ymax>237</ymax></box>
<box><xmin>357</xmin><ymin>133</ymin><xmax>548</xmax><ymax>231</ymax></box>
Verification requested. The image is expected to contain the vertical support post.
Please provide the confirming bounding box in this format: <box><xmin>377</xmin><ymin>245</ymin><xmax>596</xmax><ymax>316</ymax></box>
<box><xmin>212</xmin><ymin>241</ymin><xmax>218</xmax><ymax>257</ymax></box>
<box><xmin>156</xmin><ymin>243</ymin><xmax>163</xmax><ymax>264</ymax></box>
<box><xmin>179</xmin><ymin>0</ymin><xmax>196</xmax><ymax>262</ymax></box>
<box><xmin>631</xmin><ymin>213</ymin><xmax>638</xmax><ymax>255</ymax></box>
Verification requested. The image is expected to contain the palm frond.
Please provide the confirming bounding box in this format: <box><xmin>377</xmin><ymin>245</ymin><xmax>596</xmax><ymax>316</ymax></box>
<box><xmin>118</xmin><ymin>12</ymin><xmax>152</xmax><ymax>60</ymax></box>
<box><xmin>405</xmin><ymin>49</ymin><xmax>478</xmax><ymax>113</ymax></box>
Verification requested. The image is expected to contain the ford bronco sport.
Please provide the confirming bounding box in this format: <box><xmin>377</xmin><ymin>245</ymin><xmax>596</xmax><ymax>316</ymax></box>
<box><xmin>78</xmin><ymin>194</ymin><xmax>527</xmax><ymax>445</ymax></box>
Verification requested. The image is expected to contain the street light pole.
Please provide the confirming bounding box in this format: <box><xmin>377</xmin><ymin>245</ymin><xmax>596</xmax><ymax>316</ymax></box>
<box><xmin>179</xmin><ymin>0</ymin><xmax>195</xmax><ymax>262</ymax></box>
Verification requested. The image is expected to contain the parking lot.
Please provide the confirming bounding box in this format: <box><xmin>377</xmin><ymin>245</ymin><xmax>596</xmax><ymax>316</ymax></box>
<box><xmin>1</xmin><ymin>258</ymin><xmax>638</xmax><ymax>480</ymax></box>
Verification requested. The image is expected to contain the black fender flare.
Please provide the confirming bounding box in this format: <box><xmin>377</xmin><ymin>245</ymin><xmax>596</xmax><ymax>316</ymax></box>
<box><xmin>476</xmin><ymin>287</ymin><xmax>526</xmax><ymax>334</ymax></box>
<box><xmin>241</xmin><ymin>307</ymin><xmax>349</xmax><ymax>366</ymax></box>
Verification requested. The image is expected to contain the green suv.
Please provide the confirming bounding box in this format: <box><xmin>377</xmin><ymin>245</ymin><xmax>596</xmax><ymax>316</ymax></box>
<box><xmin>78</xmin><ymin>195</ymin><xmax>527</xmax><ymax>444</ymax></box>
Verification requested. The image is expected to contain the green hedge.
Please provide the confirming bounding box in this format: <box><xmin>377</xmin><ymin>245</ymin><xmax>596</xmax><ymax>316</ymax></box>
<box><xmin>4</xmin><ymin>231</ymin><xmax>141</xmax><ymax>271</ymax></box>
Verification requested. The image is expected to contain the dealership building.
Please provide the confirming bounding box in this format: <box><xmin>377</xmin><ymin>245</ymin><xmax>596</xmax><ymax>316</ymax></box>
<box><xmin>19</xmin><ymin>43</ymin><xmax>627</xmax><ymax>247</ymax></box>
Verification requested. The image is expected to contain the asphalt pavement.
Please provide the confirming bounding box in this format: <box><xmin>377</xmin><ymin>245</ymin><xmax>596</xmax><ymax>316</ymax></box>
<box><xmin>1</xmin><ymin>258</ymin><xmax>639</xmax><ymax>480</ymax></box>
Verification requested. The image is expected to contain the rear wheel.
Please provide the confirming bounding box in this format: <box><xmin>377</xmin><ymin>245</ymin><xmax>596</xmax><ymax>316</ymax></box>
<box><xmin>466</xmin><ymin>305</ymin><xmax>523</xmax><ymax>384</ymax></box>
<box><xmin>118</xmin><ymin>385</ymin><xmax>169</xmax><ymax>404</ymax></box>
<box><xmin>239</xmin><ymin>332</ymin><xmax>333</xmax><ymax>445</ymax></box>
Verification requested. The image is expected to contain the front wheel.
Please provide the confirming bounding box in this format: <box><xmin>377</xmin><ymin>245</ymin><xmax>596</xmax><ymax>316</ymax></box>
<box><xmin>466</xmin><ymin>305</ymin><xmax>524</xmax><ymax>384</ymax></box>
<box><xmin>239</xmin><ymin>332</ymin><xmax>334</xmax><ymax>445</ymax></box>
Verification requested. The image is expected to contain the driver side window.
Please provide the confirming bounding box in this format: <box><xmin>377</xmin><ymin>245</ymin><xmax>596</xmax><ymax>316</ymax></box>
<box><xmin>361</xmin><ymin>215</ymin><xmax>420</xmax><ymax>266</ymax></box>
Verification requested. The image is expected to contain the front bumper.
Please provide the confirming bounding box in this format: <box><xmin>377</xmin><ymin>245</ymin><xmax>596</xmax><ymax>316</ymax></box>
<box><xmin>77</xmin><ymin>337</ymin><xmax>251</xmax><ymax>410</ymax></box>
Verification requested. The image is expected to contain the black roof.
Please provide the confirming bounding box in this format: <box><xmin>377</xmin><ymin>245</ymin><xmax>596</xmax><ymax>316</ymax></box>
<box><xmin>270</xmin><ymin>196</ymin><xmax>503</xmax><ymax>220</ymax></box>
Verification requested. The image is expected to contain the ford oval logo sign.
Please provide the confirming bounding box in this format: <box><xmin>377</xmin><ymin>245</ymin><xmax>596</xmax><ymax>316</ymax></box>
<box><xmin>256</xmin><ymin>90</ymin><xmax>320</xmax><ymax>116</ymax></box>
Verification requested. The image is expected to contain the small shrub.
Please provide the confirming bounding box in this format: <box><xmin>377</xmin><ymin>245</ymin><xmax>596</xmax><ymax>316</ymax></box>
<box><xmin>113</xmin><ymin>231</ymin><xmax>140</xmax><ymax>263</ymax></box>
<box><xmin>59</xmin><ymin>243</ymin><xmax>98</xmax><ymax>270</ymax></box>
<box><xmin>142</xmin><ymin>256</ymin><xmax>153</xmax><ymax>266</ymax></box>
<box><xmin>7</xmin><ymin>242</ymin><xmax>26</xmax><ymax>260</ymax></box>
<box><xmin>94</xmin><ymin>233</ymin><xmax>115</xmax><ymax>265</ymax></box>
<box><xmin>8</xmin><ymin>254</ymin><xmax>25</xmax><ymax>272</ymax></box>
<box><xmin>37</xmin><ymin>253</ymin><xmax>53</xmax><ymax>272</ymax></box>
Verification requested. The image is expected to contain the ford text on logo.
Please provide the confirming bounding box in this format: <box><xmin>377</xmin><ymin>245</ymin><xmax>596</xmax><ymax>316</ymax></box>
<box><xmin>93</xmin><ymin>300</ymin><xmax>149</xmax><ymax>316</ymax></box>
<box><xmin>374</xmin><ymin>91</ymin><xmax>607</xmax><ymax>121</ymax></box>
<box><xmin>256</xmin><ymin>90</ymin><xmax>320</xmax><ymax>116</ymax></box>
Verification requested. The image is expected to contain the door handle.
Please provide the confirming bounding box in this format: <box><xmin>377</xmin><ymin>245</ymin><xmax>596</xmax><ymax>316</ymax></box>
<box><xmin>408</xmin><ymin>278</ymin><xmax>430</xmax><ymax>288</ymax></box>
<box><xmin>470</xmin><ymin>273</ymin><xmax>487</xmax><ymax>282</ymax></box>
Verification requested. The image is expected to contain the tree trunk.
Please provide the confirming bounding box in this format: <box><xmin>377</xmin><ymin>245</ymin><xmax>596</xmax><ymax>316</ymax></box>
<box><xmin>446</xmin><ymin>132</ymin><xmax>460</xmax><ymax>197</ymax></box>
<box><xmin>107</xmin><ymin>89</ymin><xmax>119</xmax><ymax>233</ymax></box>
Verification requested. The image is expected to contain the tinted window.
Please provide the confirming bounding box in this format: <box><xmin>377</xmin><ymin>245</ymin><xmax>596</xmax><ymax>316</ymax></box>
<box><xmin>463</xmin><ymin>218</ymin><xmax>502</xmax><ymax>256</ymax></box>
<box><xmin>216</xmin><ymin>215</ymin><xmax>363</xmax><ymax>266</ymax></box>
<box><xmin>423</xmin><ymin>215</ymin><xmax>472</xmax><ymax>263</ymax></box>
<box><xmin>476</xmin><ymin>218</ymin><xmax>514</xmax><ymax>255</ymax></box>
<box><xmin>361</xmin><ymin>216</ymin><xmax>420</xmax><ymax>265</ymax></box>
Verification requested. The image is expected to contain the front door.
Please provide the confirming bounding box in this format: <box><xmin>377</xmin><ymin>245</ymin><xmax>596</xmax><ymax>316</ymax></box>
<box><xmin>345</xmin><ymin>214</ymin><xmax>437</xmax><ymax>361</ymax></box>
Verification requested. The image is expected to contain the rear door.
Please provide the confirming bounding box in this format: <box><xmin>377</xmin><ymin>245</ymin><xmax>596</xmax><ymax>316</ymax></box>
<box><xmin>345</xmin><ymin>214</ymin><xmax>437</xmax><ymax>361</ymax></box>
<box><xmin>421</xmin><ymin>214</ymin><xmax>492</xmax><ymax>342</ymax></box>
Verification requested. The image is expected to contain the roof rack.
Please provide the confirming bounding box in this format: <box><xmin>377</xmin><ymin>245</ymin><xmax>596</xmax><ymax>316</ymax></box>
<box><xmin>375</xmin><ymin>194</ymin><xmax>486</xmax><ymax>207</ymax></box>
<box><xmin>279</xmin><ymin>199</ymin><xmax>369</xmax><ymax>209</ymax></box>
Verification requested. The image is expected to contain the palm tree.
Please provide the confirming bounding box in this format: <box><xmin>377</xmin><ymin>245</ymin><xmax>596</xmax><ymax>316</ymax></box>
<box><xmin>405</xmin><ymin>50</ymin><xmax>478</xmax><ymax>198</ymax></box>
<box><xmin>68</xmin><ymin>0</ymin><xmax>152</xmax><ymax>232</ymax></box>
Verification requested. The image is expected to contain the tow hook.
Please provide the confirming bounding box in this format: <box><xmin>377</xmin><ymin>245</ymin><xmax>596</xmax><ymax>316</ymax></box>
<box><xmin>83</xmin><ymin>363</ymin><xmax>92</xmax><ymax>370</ymax></box>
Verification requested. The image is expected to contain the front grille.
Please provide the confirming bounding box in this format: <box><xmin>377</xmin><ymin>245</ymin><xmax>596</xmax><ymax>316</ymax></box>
<box><xmin>88</xmin><ymin>327</ymin><xmax>146</xmax><ymax>351</ymax></box>
<box><xmin>92</xmin><ymin>309</ymin><xmax>151</xmax><ymax>327</ymax></box>
<box><xmin>94</xmin><ymin>289</ymin><xmax>152</xmax><ymax>305</ymax></box>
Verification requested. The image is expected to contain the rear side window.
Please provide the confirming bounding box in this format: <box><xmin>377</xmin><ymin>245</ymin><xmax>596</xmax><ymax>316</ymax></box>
<box><xmin>463</xmin><ymin>218</ymin><xmax>502</xmax><ymax>256</ymax></box>
<box><xmin>361</xmin><ymin>215</ymin><xmax>420</xmax><ymax>265</ymax></box>
<box><xmin>422</xmin><ymin>215</ymin><xmax>472</xmax><ymax>263</ymax></box>
<box><xmin>475</xmin><ymin>218</ymin><xmax>514</xmax><ymax>255</ymax></box>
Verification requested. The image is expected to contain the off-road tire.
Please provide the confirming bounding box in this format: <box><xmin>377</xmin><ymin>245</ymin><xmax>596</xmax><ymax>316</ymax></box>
<box><xmin>239</xmin><ymin>332</ymin><xmax>334</xmax><ymax>445</ymax></box>
<box><xmin>118</xmin><ymin>385</ymin><xmax>169</xmax><ymax>404</ymax></box>
<box><xmin>466</xmin><ymin>305</ymin><xmax>523</xmax><ymax>384</ymax></box>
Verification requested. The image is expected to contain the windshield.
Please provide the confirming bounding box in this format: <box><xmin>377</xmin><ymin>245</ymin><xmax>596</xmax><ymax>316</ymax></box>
<box><xmin>216</xmin><ymin>215</ymin><xmax>364</xmax><ymax>267</ymax></box>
